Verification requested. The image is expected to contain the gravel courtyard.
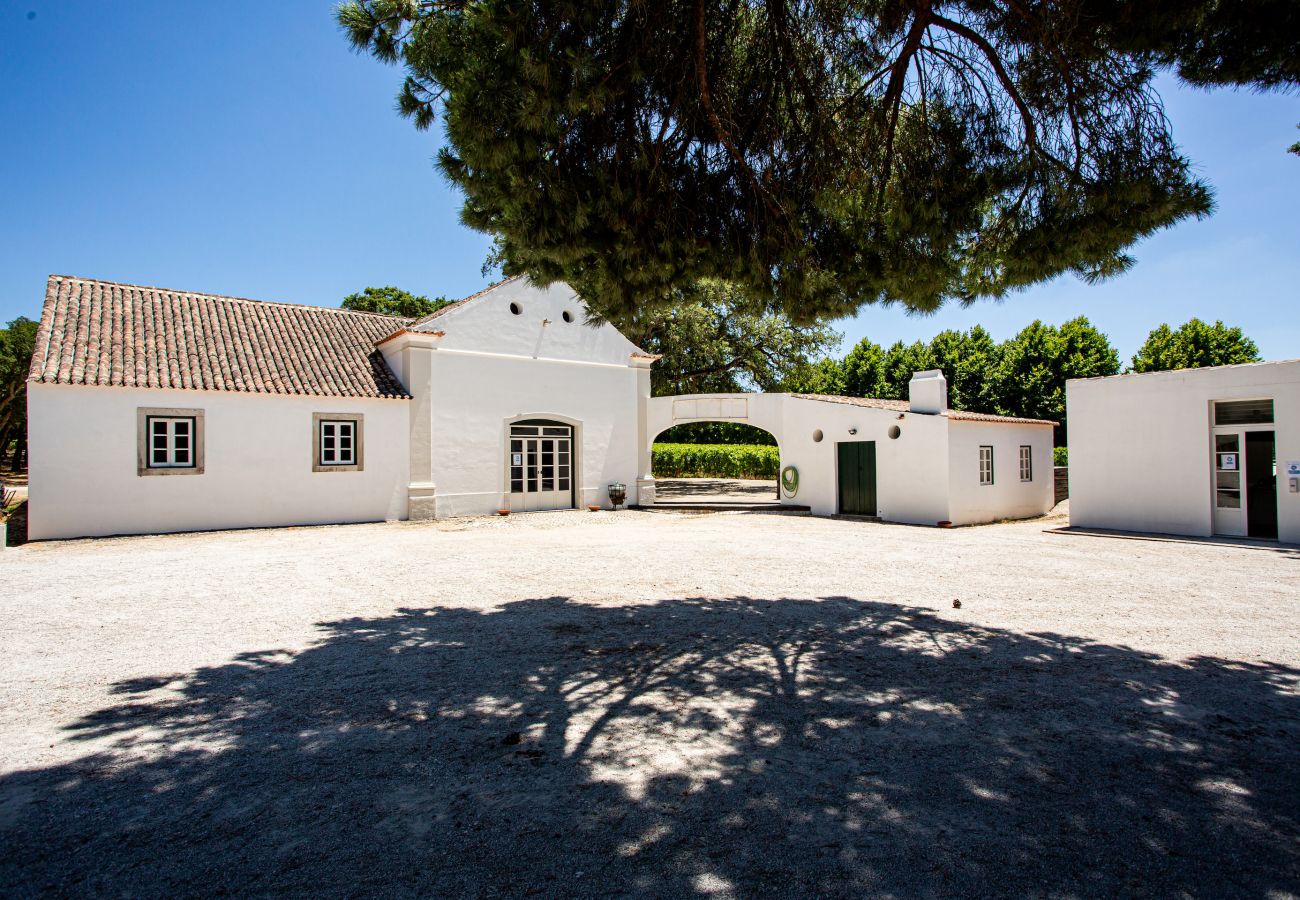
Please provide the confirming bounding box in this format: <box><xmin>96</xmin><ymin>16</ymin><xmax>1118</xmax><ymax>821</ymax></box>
<box><xmin>3</xmin><ymin>509</ymin><xmax>1298</xmax><ymax>897</ymax></box>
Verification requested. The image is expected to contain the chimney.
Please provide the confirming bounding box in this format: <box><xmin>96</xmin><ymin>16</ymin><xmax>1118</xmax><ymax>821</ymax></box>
<box><xmin>909</xmin><ymin>369</ymin><xmax>947</xmax><ymax>414</ymax></box>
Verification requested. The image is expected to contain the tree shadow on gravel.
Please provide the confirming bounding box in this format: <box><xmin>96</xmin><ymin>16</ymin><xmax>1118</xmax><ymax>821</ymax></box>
<box><xmin>3</xmin><ymin>597</ymin><xmax>1298</xmax><ymax>897</ymax></box>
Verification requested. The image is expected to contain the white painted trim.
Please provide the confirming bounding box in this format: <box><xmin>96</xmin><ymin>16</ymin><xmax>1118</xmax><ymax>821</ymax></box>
<box><xmin>432</xmin><ymin>347</ymin><xmax>634</xmax><ymax>369</ymax></box>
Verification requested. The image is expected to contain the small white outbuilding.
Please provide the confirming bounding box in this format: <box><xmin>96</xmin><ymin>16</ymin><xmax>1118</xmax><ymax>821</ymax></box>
<box><xmin>1067</xmin><ymin>359</ymin><xmax>1298</xmax><ymax>543</ymax></box>
<box><xmin>646</xmin><ymin>374</ymin><xmax>1057</xmax><ymax>525</ymax></box>
<box><xmin>26</xmin><ymin>274</ymin><xmax>1056</xmax><ymax>539</ymax></box>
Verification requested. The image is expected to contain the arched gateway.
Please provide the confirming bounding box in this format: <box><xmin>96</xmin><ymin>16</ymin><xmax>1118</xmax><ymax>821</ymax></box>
<box><xmin>641</xmin><ymin>393</ymin><xmax>787</xmax><ymax>507</ymax></box>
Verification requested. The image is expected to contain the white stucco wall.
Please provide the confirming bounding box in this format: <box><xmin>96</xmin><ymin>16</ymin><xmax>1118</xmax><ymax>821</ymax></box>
<box><xmin>416</xmin><ymin>279</ymin><xmax>644</xmax><ymax>366</ymax></box>
<box><xmin>779</xmin><ymin>398</ymin><xmax>953</xmax><ymax>523</ymax></box>
<box><xmin>425</xmin><ymin>351</ymin><xmax>641</xmax><ymax>516</ymax></box>
<box><xmin>945</xmin><ymin>420</ymin><xmax>1055</xmax><ymax>526</ymax></box>
<box><xmin>1067</xmin><ymin>360</ymin><xmax>1300</xmax><ymax>542</ymax></box>
<box><xmin>381</xmin><ymin>280</ymin><xmax>647</xmax><ymax>517</ymax></box>
<box><xmin>27</xmin><ymin>383</ymin><xmax>410</xmax><ymax>540</ymax></box>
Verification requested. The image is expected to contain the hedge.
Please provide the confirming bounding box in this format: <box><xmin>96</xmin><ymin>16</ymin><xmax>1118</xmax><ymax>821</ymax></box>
<box><xmin>652</xmin><ymin>443</ymin><xmax>779</xmax><ymax>479</ymax></box>
<box><xmin>1053</xmin><ymin>446</ymin><xmax>1068</xmax><ymax>467</ymax></box>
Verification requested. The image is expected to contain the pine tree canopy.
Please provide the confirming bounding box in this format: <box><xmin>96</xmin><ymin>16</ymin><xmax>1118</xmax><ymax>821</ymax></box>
<box><xmin>1130</xmin><ymin>318</ymin><xmax>1262</xmax><ymax>373</ymax></box>
<box><xmin>330</xmin><ymin>0</ymin><xmax>1291</xmax><ymax>322</ymax></box>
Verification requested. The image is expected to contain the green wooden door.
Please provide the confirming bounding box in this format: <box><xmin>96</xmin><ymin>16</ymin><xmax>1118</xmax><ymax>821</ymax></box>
<box><xmin>837</xmin><ymin>441</ymin><xmax>877</xmax><ymax>516</ymax></box>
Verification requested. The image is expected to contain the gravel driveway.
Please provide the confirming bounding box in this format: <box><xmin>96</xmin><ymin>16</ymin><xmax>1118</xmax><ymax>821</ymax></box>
<box><xmin>2</xmin><ymin>509</ymin><xmax>1298</xmax><ymax>897</ymax></box>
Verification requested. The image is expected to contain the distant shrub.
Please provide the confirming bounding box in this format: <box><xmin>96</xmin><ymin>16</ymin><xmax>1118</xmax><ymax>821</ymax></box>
<box><xmin>652</xmin><ymin>443</ymin><xmax>779</xmax><ymax>479</ymax></box>
<box><xmin>1053</xmin><ymin>447</ymin><xmax>1068</xmax><ymax>467</ymax></box>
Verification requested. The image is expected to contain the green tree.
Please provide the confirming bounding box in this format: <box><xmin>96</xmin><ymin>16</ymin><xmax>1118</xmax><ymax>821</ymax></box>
<box><xmin>0</xmin><ymin>316</ymin><xmax>39</xmax><ymax>469</ymax></box>
<box><xmin>1131</xmin><ymin>319</ymin><xmax>1261</xmax><ymax>373</ymax></box>
<box><xmin>339</xmin><ymin>0</ymin><xmax>1232</xmax><ymax>322</ymax></box>
<box><xmin>840</xmin><ymin>338</ymin><xmax>886</xmax><ymax>399</ymax></box>
<box><xmin>926</xmin><ymin>326</ymin><xmax>1002</xmax><ymax>412</ymax></box>
<box><xmin>620</xmin><ymin>281</ymin><xmax>840</xmax><ymax>397</ymax></box>
<box><xmin>341</xmin><ymin>286</ymin><xmax>452</xmax><ymax>318</ymax></box>
<box><xmin>779</xmin><ymin>357</ymin><xmax>846</xmax><ymax>396</ymax></box>
<box><xmin>878</xmin><ymin>341</ymin><xmax>936</xmax><ymax>401</ymax></box>
<box><xmin>997</xmin><ymin>317</ymin><xmax>1120</xmax><ymax>442</ymax></box>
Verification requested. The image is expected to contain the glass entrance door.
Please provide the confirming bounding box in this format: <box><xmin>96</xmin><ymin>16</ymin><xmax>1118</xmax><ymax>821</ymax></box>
<box><xmin>1213</xmin><ymin>433</ymin><xmax>1245</xmax><ymax>536</ymax></box>
<box><xmin>1212</xmin><ymin>399</ymin><xmax>1276</xmax><ymax>539</ymax></box>
<box><xmin>508</xmin><ymin>421</ymin><xmax>573</xmax><ymax>512</ymax></box>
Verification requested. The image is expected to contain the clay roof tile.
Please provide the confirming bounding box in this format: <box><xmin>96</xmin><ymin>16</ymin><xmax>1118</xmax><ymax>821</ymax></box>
<box><xmin>29</xmin><ymin>275</ymin><xmax>411</xmax><ymax>399</ymax></box>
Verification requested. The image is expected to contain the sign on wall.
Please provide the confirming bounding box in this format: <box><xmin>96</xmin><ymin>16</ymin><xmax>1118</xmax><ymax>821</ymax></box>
<box><xmin>1286</xmin><ymin>461</ymin><xmax>1300</xmax><ymax>479</ymax></box>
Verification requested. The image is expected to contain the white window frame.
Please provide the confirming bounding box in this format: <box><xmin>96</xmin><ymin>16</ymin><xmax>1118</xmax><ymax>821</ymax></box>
<box><xmin>313</xmin><ymin>413</ymin><xmax>364</xmax><ymax>473</ymax></box>
<box><xmin>979</xmin><ymin>445</ymin><xmax>995</xmax><ymax>486</ymax></box>
<box><xmin>1019</xmin><ymin>445</ymin><xmax>1033</xmax><ymax>482</ymax></box>
<box><xmin>320</xmin><ymin>420</ymin><xmax>356</xmax><ymax>466</ymax></box>
<box><xmin>137</xmin><ymin>408</ymin><xmax>205</xmax><ymax>476</ymax></box>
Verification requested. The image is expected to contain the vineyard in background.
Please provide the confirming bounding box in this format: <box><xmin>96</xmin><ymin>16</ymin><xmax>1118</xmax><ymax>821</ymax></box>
<box><xmin>651</xmin><ymin>444</ymin><xmax>779</xmax><ymax>479</ymax></box>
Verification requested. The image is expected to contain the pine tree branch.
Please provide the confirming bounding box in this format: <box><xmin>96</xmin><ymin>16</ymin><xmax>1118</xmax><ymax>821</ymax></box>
<box><xmin>929</xmin><ymin>12</ymin><xmax>1065</xmax><ymax>168</ymax></box>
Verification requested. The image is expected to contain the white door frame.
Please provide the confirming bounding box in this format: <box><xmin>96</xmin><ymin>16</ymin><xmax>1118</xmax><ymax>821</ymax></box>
<box><xmin>503</xmin><ymin>414</ymin><xmax>582</xmax><ymax>512</ymax></box>
<box><xmin>1211</xmin><ymin>419</ymin><xmax>1275</xmax><ymax>538</ymax></box>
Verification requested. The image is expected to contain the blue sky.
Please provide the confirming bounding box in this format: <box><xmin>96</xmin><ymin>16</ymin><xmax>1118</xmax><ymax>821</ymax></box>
<box><xmin>2</xmin><ymin>1</ymin><xmax>1296</xmax><ymax>364</ymax></box>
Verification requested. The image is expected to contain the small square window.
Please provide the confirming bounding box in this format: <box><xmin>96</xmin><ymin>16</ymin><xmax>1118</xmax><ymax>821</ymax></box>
<box><xmin>1019</xmin><ymin>445</ymin><xmax>1032</xmax><ymax>482</ymax></box>
<box><xmin>979</xmin><ymin>445</ymin><xmax>994</xmax><ymax>486</ymax></box>
<box><xmin>313</xmin><ymin>414</ymin><xmax>363</xmax><ymax>472</ymax></box>
<box><xmin>138</xmin><ymin>409</ymin><xmax>205</xmax><ymax>476</ymax></box>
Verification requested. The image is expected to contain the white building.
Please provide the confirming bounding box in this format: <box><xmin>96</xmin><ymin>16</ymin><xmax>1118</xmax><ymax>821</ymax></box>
<box><xmin>1067</xmin><ymin>360</ymin><xmax>1298</xmax><ymax>543</ymax></box>
<box><xmin>646</xmin><ymin>378</ymin><xmax>1056</xmax><ymax>525</ymax></box>
<box><xmin>26</xmin><ymin>274</ymin><xmax>1055</xmax><ymax>540</ymax></box>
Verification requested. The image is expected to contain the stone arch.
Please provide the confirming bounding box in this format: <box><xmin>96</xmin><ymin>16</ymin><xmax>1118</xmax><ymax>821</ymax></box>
<box><xmin>643</xmin><ymin>394</ymin><xmax>790</xmax><ymax>501</ymax></box>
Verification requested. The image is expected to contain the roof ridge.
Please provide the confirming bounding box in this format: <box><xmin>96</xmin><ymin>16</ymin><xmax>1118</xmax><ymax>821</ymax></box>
<box><xmin>45</xmin><ymin>274</ymin><xmax>412</xmax><ymax>322</ymax></box>
<box><xmin>1069</xmin><ymin>357</ymin><xmax>1300</xmax><ymax>382</ymax></box>
<box><xmin>792</xmin><ymin>393</ymin><xmax>908</xmax><ymax>404</ymax></box>
<box><xmin>792</xmin><ymin>392</ymin><xmax>1054</xmax><ymax>424</ymax></box>
<box><xmin>405</xmin><ymin>274</ymin><xmax>528</xmax><ymax>329</ymax></box>
<box><xmin>455</xmin><ymin>274</ymin><xmax>526</xmax><ymax>305</ymax></box>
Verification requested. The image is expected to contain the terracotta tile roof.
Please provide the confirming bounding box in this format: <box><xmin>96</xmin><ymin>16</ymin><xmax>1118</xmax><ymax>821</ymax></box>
<box><xmin>28</xmin><ymin>275</ymin><xmax>412</xmax><ymax>399</ymax></box>
<box><xmin>792</xmin><ymin>394</ymin><xmax>910</xmax><ymax>412</ymax></box>
<box><xmin>946</xmin><ymin>409</ymin><xmax>1057</xmax><ymax>426</ymax></box>
<box><xmin>791</xmin><ymin>393</ymin><xmax>1055</xmax><ymax>425</ymax></box>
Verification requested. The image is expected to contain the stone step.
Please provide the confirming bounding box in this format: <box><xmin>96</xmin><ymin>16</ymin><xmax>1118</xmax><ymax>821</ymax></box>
<box><xmin>635</xmin><ymin>503</ymin><xmax>811</xmax><ymax>514</ymax></box>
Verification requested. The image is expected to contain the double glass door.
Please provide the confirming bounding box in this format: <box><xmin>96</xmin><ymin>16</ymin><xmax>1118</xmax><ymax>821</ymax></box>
<box><xmin>509</xmin><ymin>421</ymin><xmax>573</xmax><ymax>511</ymax></box>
